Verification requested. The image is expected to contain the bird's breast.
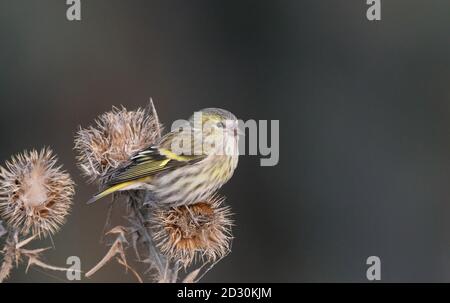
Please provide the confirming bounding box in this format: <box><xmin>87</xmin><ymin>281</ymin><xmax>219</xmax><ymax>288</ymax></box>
<box><xmin>152</xmin><ymin>154</ymin><xmax>238</xmax><ymax>206</ymax></box>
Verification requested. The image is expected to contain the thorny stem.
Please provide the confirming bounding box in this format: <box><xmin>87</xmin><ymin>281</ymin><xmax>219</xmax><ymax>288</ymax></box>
<box><xmin>128</xmin><ymin>192</ymin><xmax>178</xmax><ymax>283</ymax></box>
<box><xmin>0</xmin><ymin>228</ymin><xmax>75</xmax><ymax>283</ymax></box>
<box><xmin>85</xmin><ymin>226</ymin><xmax>142</xmax><ymax>282</ymax></box>
<box><xmin>0</xmin><ymin>230</ymin><xmax>17</xmax><ymax>283</ymax></box>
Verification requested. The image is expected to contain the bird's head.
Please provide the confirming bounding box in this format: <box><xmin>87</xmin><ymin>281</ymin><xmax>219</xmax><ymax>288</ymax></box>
<box><xmin>189</xmin><ymin>108</ymin><xmax>240</xmax><ymax>156</ymax></box>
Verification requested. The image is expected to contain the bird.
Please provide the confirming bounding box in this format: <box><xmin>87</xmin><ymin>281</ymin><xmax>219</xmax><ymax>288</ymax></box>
<box><xmin>87</xmin><ymin>108</ymin><xmax>240</xmax><ymax>206</ymax></box>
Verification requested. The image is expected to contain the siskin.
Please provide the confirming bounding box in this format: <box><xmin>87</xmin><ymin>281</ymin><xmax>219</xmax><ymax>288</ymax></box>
<box><xmin>88</xmin><ymin>108</ymin><xmax>240</xmax><ymax>206</ymax></box>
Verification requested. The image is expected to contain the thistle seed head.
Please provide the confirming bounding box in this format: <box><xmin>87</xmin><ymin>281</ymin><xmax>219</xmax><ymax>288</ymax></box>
<box><xmin>0</xmin><ymin>148</ymin><xmax>74</xmax><ymax>237</ymax></box>
<box><xmin>152</xmin><ymin>195</ymin><xmax>233</xmax><ymax>268</ymax></box>
<box><xmin>74</xmin><ymin>104</ymin><xmax>162</xmax><ymax>184</ymax></box>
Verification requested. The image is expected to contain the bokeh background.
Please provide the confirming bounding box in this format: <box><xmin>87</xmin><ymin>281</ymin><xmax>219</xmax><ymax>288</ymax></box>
<box><xmin>1</xmin><ymin>0</ymin><xmax>450</xmax><ymax>282</ymax></box>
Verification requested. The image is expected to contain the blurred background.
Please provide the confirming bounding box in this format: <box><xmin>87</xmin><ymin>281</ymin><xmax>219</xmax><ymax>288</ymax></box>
<box><xmin>1</xmin><ymin>0</ymin><xmax>450</xmax><ymax>282</ymax></box>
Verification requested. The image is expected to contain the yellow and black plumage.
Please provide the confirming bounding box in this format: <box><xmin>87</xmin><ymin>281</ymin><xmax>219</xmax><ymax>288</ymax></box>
<box><xmin>88</xmin><ymin>108</ymin><xmax>239</xmax><ymax>206</ymax></box>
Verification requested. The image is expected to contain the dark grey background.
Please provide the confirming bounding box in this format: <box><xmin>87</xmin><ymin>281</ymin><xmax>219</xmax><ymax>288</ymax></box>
<box><xmin>1</xmin><ymin>0</ymin><xmax>450</xmax><ymax>282</ymax></box>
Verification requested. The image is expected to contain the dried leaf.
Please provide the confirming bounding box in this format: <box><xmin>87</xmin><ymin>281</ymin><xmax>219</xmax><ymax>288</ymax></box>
<box><xmin>106</xmin><ymin>226</ymin><xmax>128</xmax><ymax>242</ymax></box>
<box><xmin>101</xmin><ymin>201</ymin><xmax>116</xmax><ymax>241</ymax></box>
<box><xmin>85</xmin><ymin>227</ymin><xmax>127</xmax><ymax>278</ymax></box>
<box><xmin>116</xmin><ymin>257</ymin><xmax>143</xmax><ymax>283</ymax></box>
<box><xmin>183</xmin><ymin>264</ymin><xmax>206</xmax><ymax>283</ymax></box>
<box><xmin>25</xmin><ymin>256</ymin><xmax>79</xmax><ymax>274</ymax></box>
<box><xmin>190</xmin><ymin>251</ymin><xmax>230</xmax><ymax>283</ymax></box>
<box><xmin>130</xmin><ymin>231</ymin><xmax>141</xmax><ymax>261</ymax></box>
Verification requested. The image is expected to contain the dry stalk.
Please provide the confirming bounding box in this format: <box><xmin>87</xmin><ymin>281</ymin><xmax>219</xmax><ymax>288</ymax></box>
<box><xmin>85</xmin><ymin>225</ymin><xmax>143</xmax><ymax>283</ymax></box>
<box><xmin>0</xmin><ymin>231</ymin><xmax>16</xmax><ymax>282</ymax></box>
<box><xmin>84</xmin><ymin>194</ymin><xmax>179</xmax><ymax>282</ymax></box>
<box><xmin>127</xmin><ymin>191</ymin><xmax>179</xmax><ymax>283</ymax></box>
<box><xmin>0</xmin><ymin>229</ymin><xmax>77</xmax><ymax>282</ymax></box>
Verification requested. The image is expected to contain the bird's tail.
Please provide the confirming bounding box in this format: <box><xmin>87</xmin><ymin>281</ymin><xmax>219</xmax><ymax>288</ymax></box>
<box><xmin>87</xmin><ymin>181</ymin><xmax>136</xmax><ymax>204</ymax></box>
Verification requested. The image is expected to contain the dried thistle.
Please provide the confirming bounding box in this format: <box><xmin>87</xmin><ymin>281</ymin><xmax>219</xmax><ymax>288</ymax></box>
<box><xmin>0</xmin><ymin>148</ymin><xmax>74</xmax><ymax>238</ymax></box>
<box><xmin>74</xmin><ymin>101</ymin><xmax>162</xmax><ymax>184</ymax></box>
<box><xmin>76</xmin><ymin>101</ymin><xmax>234</xmax><ymax>282</ymax></box>
<box><xmin>76</xmin><ymin>101</ymin><xmax>170</xmax><ymax>281</ymax></box>
<box><xmin>152</xmin><ymin>195</ymin><xmax>233</xmax><ymax>268</ymax></box>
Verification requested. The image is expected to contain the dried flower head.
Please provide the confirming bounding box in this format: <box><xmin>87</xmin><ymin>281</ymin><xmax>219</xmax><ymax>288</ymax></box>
<box><xmin>74</xmin><ymin>102</ymin><xmax>162</xmax><ymax>184</ymax></box>
<box><xmin>0</xmin><ymin>148</ymin><xmax>74</xmax><ymax>237</ymax></box>
<box><xmin>152</xmin><ymin>195</ymin><xmax>233</xmax><ymax>268</ymax></box>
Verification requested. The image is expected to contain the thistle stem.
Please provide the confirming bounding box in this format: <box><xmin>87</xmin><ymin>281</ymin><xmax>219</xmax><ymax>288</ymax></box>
<box><xmin>128</xmin><ymin>192</ymin><xmax>178</xmax><ymax>282</ymax></box>
<box><xmin>0</xmin><ymin>230</ymin><xmax>17</xmax><ymax>283</ymax></box>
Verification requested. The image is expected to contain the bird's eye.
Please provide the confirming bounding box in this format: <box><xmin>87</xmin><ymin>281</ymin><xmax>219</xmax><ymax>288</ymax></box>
<box><xmin>216</xmin><ymin>121</ymin><xmax>225</xmax><ymax>128</ymax></box>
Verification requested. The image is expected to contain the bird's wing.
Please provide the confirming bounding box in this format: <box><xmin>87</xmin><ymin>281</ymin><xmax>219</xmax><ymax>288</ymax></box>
<box><xmin>105</xmin><ymin>132</ymin><xmax>205</xmax><ymax>186</ymax></box>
